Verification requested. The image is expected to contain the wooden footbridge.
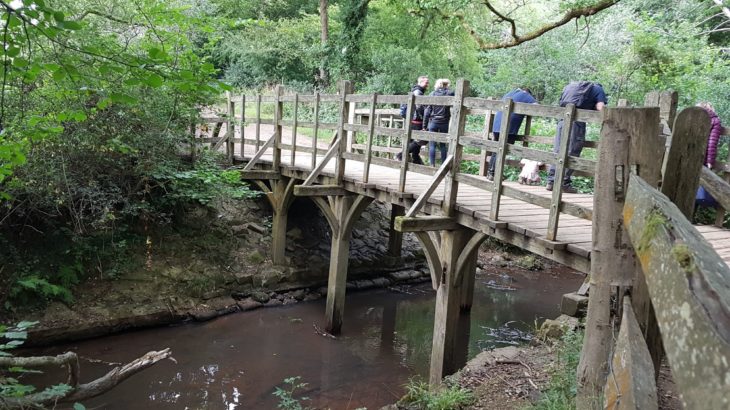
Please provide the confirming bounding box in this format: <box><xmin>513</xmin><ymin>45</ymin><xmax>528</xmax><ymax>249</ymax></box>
<box><xmin>196</xmin><ymin>80</ymin><xmax>730</xmax><ymax>409</ymax></box>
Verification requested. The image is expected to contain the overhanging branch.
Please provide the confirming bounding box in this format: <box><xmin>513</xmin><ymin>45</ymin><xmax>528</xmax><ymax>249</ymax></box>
<box><xmin>459</xmin><ymin>0</ymin><xmax>621</xmax><ymax>50</ymax></box>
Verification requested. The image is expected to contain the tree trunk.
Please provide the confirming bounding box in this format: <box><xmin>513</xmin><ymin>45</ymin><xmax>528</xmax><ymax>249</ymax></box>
<box><xmin>319</xmin><ymin>0</ymin><xmax>329</xmax><ymax>86</ymax></box>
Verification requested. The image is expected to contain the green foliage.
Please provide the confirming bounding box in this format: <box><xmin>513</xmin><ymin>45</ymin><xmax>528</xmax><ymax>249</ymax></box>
<box><xmin>0</xmin><ymin>321</ymin><xmax>78</xmax><ymax>405</ymax></box>
<box><xmin>527</xmin><ymin>329</ymin><xmax>584</xmax><ymax>410</ymax></box>
<box><xmin>399</xmin><ymin>377</ymin><xmax>474</xmax><ymax>410</ymax></box>
<box><xmin>151</xmin><ymin>152</ymin><xmax>260</xmax><ymax>207</ymax></box>
<box><xmin>273</xmin><ymin>376</ymin><xmax>311</xmax><ymax>410</ymax></box>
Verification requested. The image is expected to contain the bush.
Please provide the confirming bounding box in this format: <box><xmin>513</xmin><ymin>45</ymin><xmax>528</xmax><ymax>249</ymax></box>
<box><xmin>399</xmin><ymin>378</ymin><xmax>474</xmax><ymax>410</ymax></box>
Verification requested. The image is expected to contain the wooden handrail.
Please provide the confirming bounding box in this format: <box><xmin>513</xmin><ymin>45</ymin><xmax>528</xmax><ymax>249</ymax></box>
<box><xmin>624</xmin><ymin>173</ymin><xmax>730</xmax><ymax>410</ymax></box>
<box><xmin>699</xmin><ymin>166</ymin><xmax>730</xmax><ymax>210</ymax></box>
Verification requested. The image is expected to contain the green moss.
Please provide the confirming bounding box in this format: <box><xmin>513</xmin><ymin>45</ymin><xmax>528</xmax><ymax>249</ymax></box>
<box><xmin>671</xmin><ymin>244</ymin><xmax>695</xmax><ymax>273</ymax></box>
<box><xmin>637</xmin><ymin>209</ymin><xmax>670</xmax><ymax>253</ymax></box>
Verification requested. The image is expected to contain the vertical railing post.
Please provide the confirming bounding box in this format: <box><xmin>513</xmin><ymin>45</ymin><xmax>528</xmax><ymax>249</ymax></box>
<box><xmin>226</xmin><ymin>92</ymin><xmax>235</xmax><ymax>163</ymax></box>
<box><xmin>240</xmin><ymin>94</ymin><xmax>246</xmax><ymax>159</ymax></box>
<box><xmin>443</xmin><ymin>79</ymin><xmax>468</xmax><ymax>217</ymax></box>
<box><xmin>273</xmin><ymin>85</ymin><xmax>284</xmax><ymax>170</ymax></box>
<box><xmin>489</xmin><ymin>98</ymin><xmax>514</xmax><ymax>220</ymax></box>
<box><xmin>290</xmin><ymin>93</ymin><xmax>299</xmax><ymax>166</ymax></box>
<box><xmin>478</xmin><ymin>108</ymin><xmax>495</xmax><ymax>176</ymax></box>
<box><xmin>312</xmin><ymin>92</ymin><xmax>320</xmax><ymax>169</ymax></box>
<box><xmin>363</xmin><ymin>93</ymin><xmax>377</xmax><ymax>183</ymax></box>
<box><xmin>546</xmin><ymin>103</ymin><xmax>576</xmax><ymax>241</ymax></box>
<box><xmin>398</xmin><ymin>93</ymin><xmax>415</xmax><ymax>193</ymax></box>
<box><xmin>335</xmin><ymin>80</ymin><xmax>353</xmax><ymax>186</ymax></box>
<box><xmin>255</xmin><ymin>94</ymin><xmax>262</xmax><ymax>150</ymax></box>
<box><xmin>522</xmin><ymin>116</ymin><xmax>532</xmax><ymax>147</ymax></box>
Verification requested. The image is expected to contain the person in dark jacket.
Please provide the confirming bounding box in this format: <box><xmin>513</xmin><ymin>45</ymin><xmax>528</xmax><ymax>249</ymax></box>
<box><xmin>396</xmin><ymin>76</ymin><xmax>429</xmax><ymax>164</ymax></box>
<box><xmin>546</xmin><ymin>81</ymin><xmax>607</xmax><ymax>193</ymax></box>
<box><xmin>423</xmin><ymin>78</ymin><xmax>455</xmax><ymax>166</ymax></box>
<box><xmin>487</xmin><ymin>87</ymin><xmax>538</xmax><ymax>181</ymax></box>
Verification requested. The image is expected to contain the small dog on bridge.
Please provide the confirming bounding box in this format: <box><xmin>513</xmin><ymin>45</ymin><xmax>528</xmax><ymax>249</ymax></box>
<box><xmin>518</xmin><ymin>159</ymin><xmax>543</xmax><ymax>185</ymax></box>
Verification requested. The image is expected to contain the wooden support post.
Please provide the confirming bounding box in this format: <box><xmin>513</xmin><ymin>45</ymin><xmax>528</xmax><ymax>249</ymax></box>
<box><xmin>576</xmin><ymin>108</ymin><xmax>634</xmax><ymax>409</ymax></box>
<box><xmin>387</xmin><ymin>204</ymin><xmax>404</xmax><ymax>257</ymax></box>
<box><xmin>335</xmin><ymin>81</ymin><xmax>353</xmax><ymax>186</ymax></box>
<box><xmin>312</xmin><ymin>92</ymin><xmax>320</xmax><ymax>169</ymax></box>
<box><xmin>226</xmin><ymin>92</ymin><xmax>235</xmax><ymax>162</ymax></box>
<box><xmin>273</xmin><ymin>86</ymin><xmax>284</xmax><ymax>169</ymax></box>
<box><xmin>398</xmin><ymin>92</ymin><xmax>416</xmax><ymax>193</ymax></box>
<box><xmin>478</xmin><ymin>110</ymin><xmax>495</xmax><ymax>176</ymax></box>
<box><xmin>631</xmin><ymin>106</ymin><xmax>712</xmax><ymax>377</ymax></box>
<box><xmin>324</xmin><ymin>195</ymin><xmax>373</xmax><ymax>334</ymax></box>
<box><xmin>270</xmin><ymin>178</ymin><xmax>296</xmax><ymax>265</ymax></box>
<box><xmin>523</xmin><ymin>115</ymin><xmax>532</xmax><ymax>147</ymax></box>
<box><xmin>603</xmin><ymin>296</ymin><xmax>659</xmax><ymax>410</ymax></box>
<box><xmin>429</xmin><ymin>228</ymin><xmax>472</xmax><ymax>386</ymax></box>
<box><xmin>489</xmin><ymin>98</ymin><xmax>514</xmax><ymax>220</ymax></box>
<box><xmin>240</xmin><ymin>94</ymin><xmax>246</xmax><ymax>159</ymax></box>
<box><xmin>459</xmin><ymin>249</ymin><xmax>478</xmax><ymax>310</ymax></box>
<box><xmin>255</xmin><ymin>94</ymin><xmax>262</xmax><ymax>150</ymax></box>
<box><xmin>546</xmin><ymin>104</ymin><xmax>576</xmax><ymax>241</ymax></box>
<box><xmin>363</xmin><ymin>93</ymin><xmax>377</xmax><ymax>183</ymax></box>
<box><xmin>290</xmin><ymin>93</ymin><xmax>299</xmax><ymax>166</ymax></box>
<box><xmin>443</xmin><ymin>79</ymin><xmax>468</xmax><ymax>217</ymax></box>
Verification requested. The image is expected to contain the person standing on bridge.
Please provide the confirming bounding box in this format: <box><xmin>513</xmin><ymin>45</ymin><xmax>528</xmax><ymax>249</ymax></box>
<box><xmin>546</xmin><ymin>81</ymin><xmax>607</xmax><ymax>193</ymax></box>
<box><xmin>487</xmin><ymin>86</ymin><xmax>538</xmax><ymax>181</ymax></box>
<box><xmin>423</xmin><ymin>78</ymin><xmax>455</xmax><ymax>167</ymax></box>
<box><xmin>396</xmin><ymin>76</ymin><xmax>430</xmax><ymax>164</ymax></box>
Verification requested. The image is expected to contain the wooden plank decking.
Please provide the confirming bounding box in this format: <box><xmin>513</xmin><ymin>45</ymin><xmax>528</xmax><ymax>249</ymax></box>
<box><xmin>233</xmin><ymin>142</ymin><xmax>730</xmax><ymax>274</ymax></box>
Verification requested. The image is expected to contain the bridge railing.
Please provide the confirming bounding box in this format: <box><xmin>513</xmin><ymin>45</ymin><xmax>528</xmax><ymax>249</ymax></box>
<box><xmin>200</xmin><ymin>80</ymin><xmax>682</xmax><ymax>243</ymax></box>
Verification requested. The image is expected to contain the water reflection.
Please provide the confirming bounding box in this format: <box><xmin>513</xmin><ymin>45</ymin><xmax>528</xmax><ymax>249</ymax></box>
<box><xmin>25</xmin><ymin>269</ymin><xmax>581</xmax><ymax>409</ymax></box>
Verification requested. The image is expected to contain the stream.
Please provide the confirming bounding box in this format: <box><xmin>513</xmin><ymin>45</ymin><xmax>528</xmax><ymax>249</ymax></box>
<box><xmin>25</xmin><ymin>268</ymin><xmax>582</xmax><ymax>409</ymax></box>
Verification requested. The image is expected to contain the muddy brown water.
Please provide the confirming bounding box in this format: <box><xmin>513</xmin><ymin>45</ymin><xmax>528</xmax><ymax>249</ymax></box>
<box><xmin>24</xmin><ymin>268</ymin><xmax>582</xmax><ymax>409</ymax></box>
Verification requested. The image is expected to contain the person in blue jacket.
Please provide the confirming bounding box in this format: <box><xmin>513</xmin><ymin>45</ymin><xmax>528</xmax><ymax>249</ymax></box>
<box><xmin>487</xmin><ymin>87</ymin><xmax>537</xmax><ymax>181</ymax></box>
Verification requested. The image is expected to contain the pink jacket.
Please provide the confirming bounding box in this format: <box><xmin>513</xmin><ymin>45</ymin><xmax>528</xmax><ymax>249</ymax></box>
<box><xmin>704</xmin><ymin>108</ymin><xmax>722</xmax><ymax>167</ymax></box>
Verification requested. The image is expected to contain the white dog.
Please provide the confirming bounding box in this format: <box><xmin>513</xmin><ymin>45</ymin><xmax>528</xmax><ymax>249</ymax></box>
<box><xmin>518</xmin><ymin>159</ymin><xmax>543</xmax><ymax>185</ymax></box>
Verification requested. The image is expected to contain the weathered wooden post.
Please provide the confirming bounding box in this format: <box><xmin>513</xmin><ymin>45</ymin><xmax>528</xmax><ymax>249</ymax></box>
<box><xmin>630</xmin><ymin>107</ymin><xmax>712</xmax><ymax>377</ymax></box>
<box><xmin>546</xmin><ymin>103</ymin><xmax>576</xmax><ymax>241</ymax></box>
<box><xmin>387</xmin><ymin>204</ymin><xmax>404</xmax><ymax>257</ymax></box>
<box><xmin>335</xmin><ymin>81</ymin><xmax>353</xmax><ymax>186</ymax></box>
<box><xmin>428</xmin><ymin>79</ymin><xmax>477</xmax><ymax>386</ymax></box>
<box><xmin>226</xmin><ymin>92</ymin><xmax>235</xmax><ymax>163</ymax></box>
<box><xmin>489</xmin><ymin>97</ymin><xmax>514</xmax><ymax>220</ymax></box>
<box><xmin>576</xmin><ymin>107</ymin><xmax>661</xmax><ymax>408</ymax></box>
<box><xmin>270</xmin><ymin>178</ymin><xmax>296</xmax><ymax>266</ymax></box>
<box><xmin>273</xmin><ymin>85</ymin><xmax>284</xmax><ymax>170</ymax></box>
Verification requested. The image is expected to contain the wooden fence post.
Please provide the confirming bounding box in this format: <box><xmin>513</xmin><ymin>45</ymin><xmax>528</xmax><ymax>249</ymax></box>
<box><xmin>577</xmin><ymin>107</ymin><xmax>661</xmax><ymax>407</ymax></box>
<box><xmin>335</xmin><ymin>81</ymin><xmax>353</xmax><ymax>186</ymax></box>
<box><xmin>443</xmin><ymin>79</ymin><xmax>468</xmax><ymax>217</ymax></box>
<box><xmin>240</xmin><ymin>94</ymin><xmax>246</xmax><ymax>159</ymax></box>
<box><xmin>255</xmin><ymin>94</ymin><xmax>262</xmax><ymax>150</ymax></box>
<box><xmin>226</xmin><ymin>92</ymin><xmax>235</xmax><ymax>163</ymax></box>
<box><xmin>273</xmin><ymin>85</ymin><xmax>284</xmax><ymax>170</ymax></box>
<box><xmin>547</xmin><ymin>104</ymin><xmax>576</xmax><ymax>241</ymax></box>
<box><xmin>398</xmin><ymin>92</ymin><xmax>415</xmax><ymax>193</ymax></box>
<box><xmin>290</xmin><ymin>93</ymin><xmax>299</xmax><ymax>166</ymax></box>
<box><xmin>489</xmin><ymin>98</ymin><xmax>514</xmax><ymax>221</ymax></box>
<box><xmin>312</xmin><ymin>92</ymin><xmax>320</xmax><ymax>169</ymax></box>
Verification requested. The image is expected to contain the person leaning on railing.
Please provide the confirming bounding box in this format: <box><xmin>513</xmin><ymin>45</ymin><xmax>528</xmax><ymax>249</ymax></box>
<box><xmin>546</xmin><ymin>81</ymin><xmax>607</xmax><ymax>193</ymax></box>
<box><xmin>396</xmin><ymin>75</ymin><xmax>430</xmax><ymax>164</ymax></box>
<box><xmin>487</xmin><ymin>86</ymin><xmax>538</xmax><ymax>181</ymax></box>
<box><xmin>695</xmin><ymin>101</ymin><xmax>723</xmax><ymax>207</ymax></box>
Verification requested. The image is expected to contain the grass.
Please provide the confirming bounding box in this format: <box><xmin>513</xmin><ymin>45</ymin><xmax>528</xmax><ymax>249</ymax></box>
<box><xmin>526</xmin><ymin>329</ymin><xmax>584</xmax><ymax>410</ymax></box>
<box><xmin>399</xmin><ymin>377</ymin><xmax>475</xmax><ymax>410</ymax></box>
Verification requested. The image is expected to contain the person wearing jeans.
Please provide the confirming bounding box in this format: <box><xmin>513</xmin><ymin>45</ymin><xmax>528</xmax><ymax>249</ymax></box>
<box><xmin>422</xmin><ymin>78</ymin><xmax>454</xmax><ymax>166</ymax></box>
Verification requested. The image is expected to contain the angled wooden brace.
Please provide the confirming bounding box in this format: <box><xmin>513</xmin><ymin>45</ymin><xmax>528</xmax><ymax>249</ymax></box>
<box><xmin>413</xmin><ymin>231</ymin><xmax>443</xmax><ymax>290</ymax></box>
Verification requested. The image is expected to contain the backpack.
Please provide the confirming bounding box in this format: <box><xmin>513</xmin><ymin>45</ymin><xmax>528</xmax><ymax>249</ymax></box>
<box><xmin>559</xmin><ymin>81</ymin><xmax>594</xmax><ymax>108</ymax></box>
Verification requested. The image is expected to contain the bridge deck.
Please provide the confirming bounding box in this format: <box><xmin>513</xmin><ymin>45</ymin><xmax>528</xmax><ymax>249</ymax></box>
<box><xmin>238</xmin><ymin>143</ymin><xmax>730</xmax><ymax>273</ymax></box>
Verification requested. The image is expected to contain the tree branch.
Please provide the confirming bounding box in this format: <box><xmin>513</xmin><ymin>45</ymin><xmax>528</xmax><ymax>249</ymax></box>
<box><xmin>1</xmin><ymin>349</ymin><xmax>172</xmax><ymax>409</ymax></box>
<box><xmin>459</xmin><ymin>0</ymin><xmax>621</xmax><ymax>50</ymax></box>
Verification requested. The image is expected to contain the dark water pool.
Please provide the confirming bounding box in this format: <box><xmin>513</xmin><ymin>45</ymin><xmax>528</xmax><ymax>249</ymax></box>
<box><xmin>26</xmin><ymin>268</ymin><xmax>582</xmax><ymax>409</ymax></box>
